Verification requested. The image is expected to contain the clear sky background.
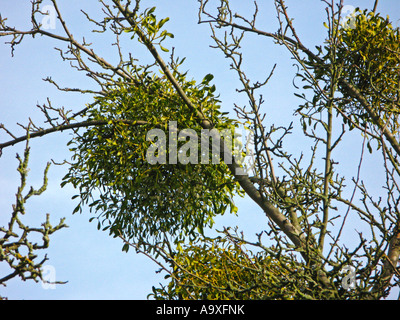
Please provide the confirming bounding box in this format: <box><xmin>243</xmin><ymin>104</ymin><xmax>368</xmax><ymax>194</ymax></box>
<box><xmin>1</xmin><ymin>0</ymin><xmax>399</xmax><ymax>299</ymax></box>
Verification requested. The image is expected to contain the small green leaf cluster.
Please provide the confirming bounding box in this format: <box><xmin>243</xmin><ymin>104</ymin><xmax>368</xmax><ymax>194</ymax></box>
<box><xmin>63</xmin><ymin>73</ymin><xmax>243</xmax><ymax>244</ymax></box>
<box><xmin>125</xmin><ymin>6</ymin><xmax>174</xmax><ymax>52</ymax></box>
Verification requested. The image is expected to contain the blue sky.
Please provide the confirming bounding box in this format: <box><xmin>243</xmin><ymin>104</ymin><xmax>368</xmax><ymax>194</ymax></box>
<box><xmin>1</xmin><ymin>0</ymin><xmax>399</xmax><ymax>299</ymax></box>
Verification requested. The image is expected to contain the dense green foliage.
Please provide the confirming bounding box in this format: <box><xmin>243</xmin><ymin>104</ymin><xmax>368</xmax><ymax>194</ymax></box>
<box><xmin>337</xmin><ymin>9</ymin><xmax>400</xmax><ymax>130</ymax></box>
<box><xmin>63</xmin><ymin>73</ymin><xmax>243</xmax><ymax>243</ymax></box>
<box><xmin>150</xmin><ymin>234</ymin><xmax>313</xmax><ymax>300</ymax></box>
